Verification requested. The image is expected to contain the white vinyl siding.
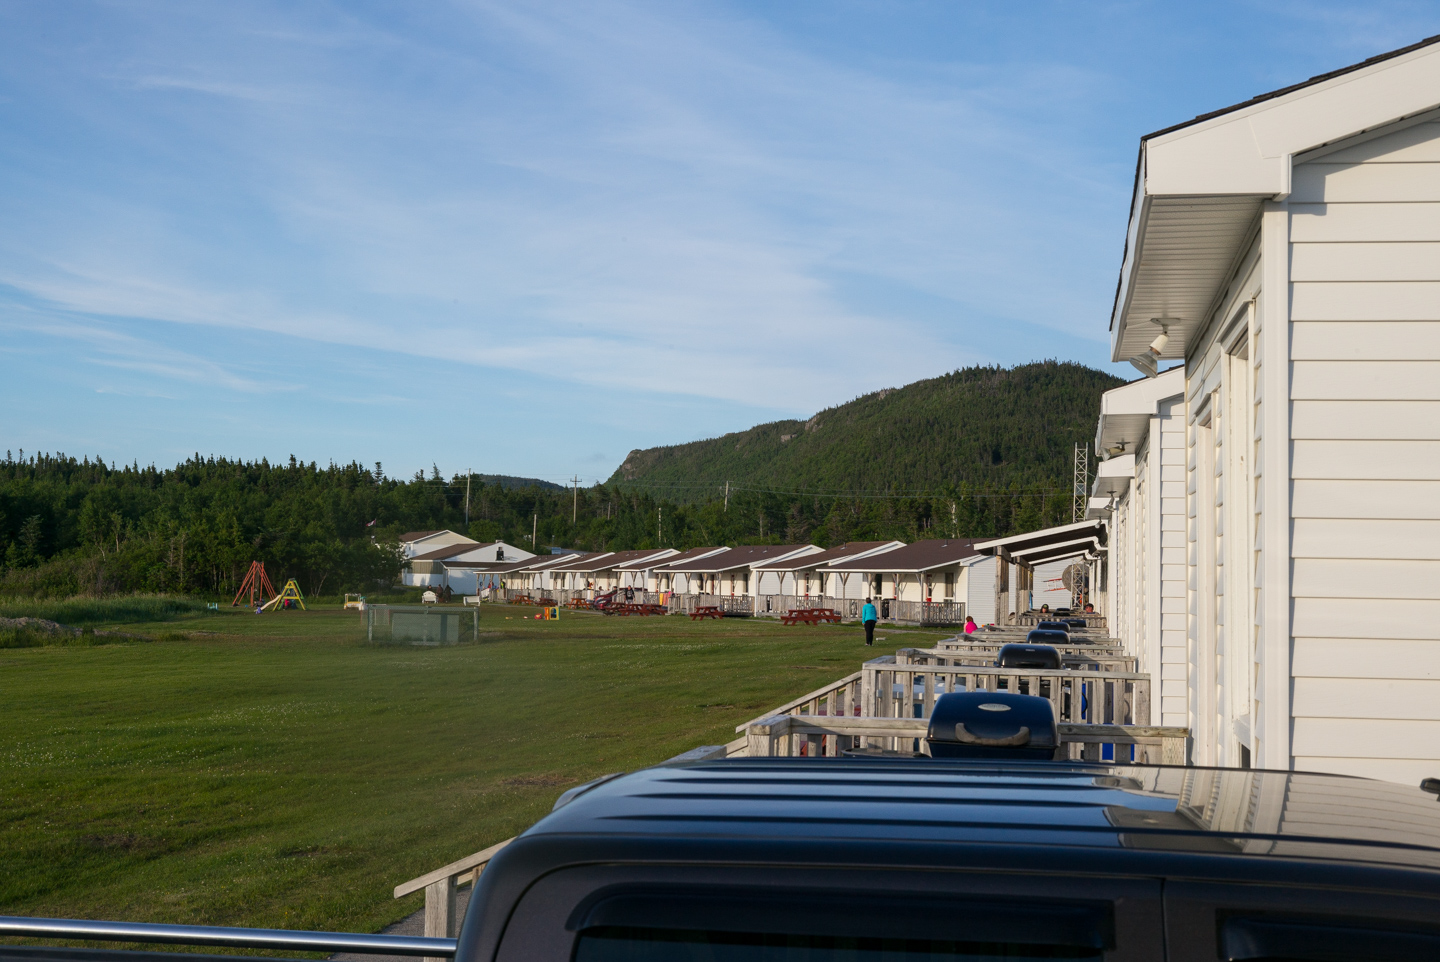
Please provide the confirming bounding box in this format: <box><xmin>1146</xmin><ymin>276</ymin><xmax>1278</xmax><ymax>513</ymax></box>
<box><xmin>1287</xmin><ymin>119</ymin><xmax>1440</xmax><ymax>784</ymax></box>
<box><xmin>1158</xmin><ymin>400</ymin><xmax>1189</xmax><ymax>727</ymax></box>
<box><xmin>965</xmin><ymin>557</ymin><xmax>996</xmax><ymax>625</ymax></box>
<box><xmin>1180</xmin><ymin>237</ymin><xmax>1262</xmax><ymax>767</ymax></box>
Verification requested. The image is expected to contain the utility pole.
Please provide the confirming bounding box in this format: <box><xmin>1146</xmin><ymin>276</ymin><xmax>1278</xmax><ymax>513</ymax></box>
<box><xmin>464</xmin><ymin>469</ymin><xmax>471</xmax><ymax>526</ymax></box>
<box><xmin>724</xmin><ymin>481</ymin><xmax>729</xmax><ymax>512</ymax></box>
<box><xmin>572</xmin><ymin>475</ymin><xmax>579</xmax><ymax>523</ymax></box>
<box><xmin>657</xmin><ymin>506</ymin><xmax>662</xmax><ymax>545</ymax></box>
<box><xmin>532</xmin><ymin>513</ymin><xmax>537</xmax><ymax>547</ymax></box>
<box><xmin>1072</xmin><ymin>443</ymin><xmax>1090</xmax><ymax>523</ymax></box>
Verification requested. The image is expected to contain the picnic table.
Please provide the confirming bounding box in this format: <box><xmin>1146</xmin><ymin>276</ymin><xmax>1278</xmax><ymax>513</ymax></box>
<box><xmin>605</xmin><ymin>602</ymin><xmax>668</xmax><ymax>617</ymax></box>
<box><xmin>690</xmin><ymin>605</ymin><xmax>724</xmax><ymax>621</ymax></box>
<box><xmin>781</xmin><ymin>607</ymin><xmax>842</xmax><ymax>626</ymax></box>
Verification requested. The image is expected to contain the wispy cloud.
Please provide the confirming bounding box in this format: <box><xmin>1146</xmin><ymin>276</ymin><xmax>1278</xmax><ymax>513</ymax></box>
<box><xmin>0</xmin><ymin>0</ymin><xmax>1125</xmax><ymax>414</ymax></box>
<box><xmin>2</xmin><ymin>0</ymin><xmax>1433</xmax><ymax>473</ymax></box>
<box><xmin>0</xmin><ymin>306</ymin><xmax>283</xmax><ymax>394</ymax></box>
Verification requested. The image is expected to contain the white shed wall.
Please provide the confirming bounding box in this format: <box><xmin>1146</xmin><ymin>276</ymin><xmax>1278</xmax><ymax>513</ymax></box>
<box><xmin>965</xmin><ymin>557</ymin><xmax>997</xmax><ymax>625</ymax></box>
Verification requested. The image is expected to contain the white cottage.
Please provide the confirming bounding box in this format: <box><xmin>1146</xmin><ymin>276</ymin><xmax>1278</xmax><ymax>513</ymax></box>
<box><xmin>504</xmin><ymin>553</ymin><xmax>584</xmax><ymax>597</ymax></box>
<box><xmin>751</xmin><ymin>541</ymin><xmax>905</xmax><ymax>600</ymax></box>
<box><xmin>654</xmin><ymin>544</ymin><xmax>820</xmax><ymax>599</ymax></box>
<box><xmin>973</xmin><ymin>521</ymin><xmax>1107</xmax><ymax>623</ymax></box>
<box><xmin>1091</xmin><ymin>368</ymin><xmax>1187</xmax><ymax>727</ymax></box>
<box><xmin>405</xmin><ymin>539</ymin><xmax>534</xmax><ymax>589</ymax></box>
<box><xmin>1105</xmin><ymin>35</ymin><xmax>1440</xmax><ymax>783</ymax></box>
<box><xmin>825</xmin><ymin>539</ymin><xmax>991</xmax><ymax>624</ymax></box>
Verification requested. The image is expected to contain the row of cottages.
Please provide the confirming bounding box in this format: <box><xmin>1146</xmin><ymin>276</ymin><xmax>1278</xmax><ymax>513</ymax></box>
<box><xmin>497</xmin><ymin>536</ymin><xmax>1073</xmax><ymax>623</ymax></box>
<box><xmin>1089</xmin><ymin>35</ymin><xmax>1440</xmax><ymax>786</ymax></box>
<box><xmin>654</xmin><ymin>544</ymin><xmax>820</xmax><ymax>610</ymax></box>
<box><xmin>541</xmin><ymin>548</ymin><xmax>680</xmax><ymax>595</ymax></box>
<box><xmin>397</xmin><ymin>528</ymin><xmax>1076</xmax><ymax>623</ymax></box>
<box><xmin>751</xmin><ymin>541</ymin><xmax>904</xmax><ymax>614</ymax></box>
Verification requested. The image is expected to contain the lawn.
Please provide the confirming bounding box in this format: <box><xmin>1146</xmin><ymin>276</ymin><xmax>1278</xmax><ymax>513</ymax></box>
<box><xmin>0</xmin><ymin>603</ymin><xmax>948</xmax><ymax>936</ymax></box>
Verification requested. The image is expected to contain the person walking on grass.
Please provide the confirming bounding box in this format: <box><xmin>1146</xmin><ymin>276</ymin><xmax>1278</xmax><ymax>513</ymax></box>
<box><xmin>862</xmin><ymin>597</ymin><xmax>878</xmax><ymax>646</ymax></box>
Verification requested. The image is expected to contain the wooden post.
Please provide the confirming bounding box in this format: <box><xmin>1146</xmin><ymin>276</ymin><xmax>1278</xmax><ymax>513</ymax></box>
<box><xmin>747</xmin><ymin>717</ymin><xmax>789</xmax><ymax>757</ymax></box>
<box><xmin>424</xmin><ymin>875</ymin><xmax>456</xmax><ymax>952</ymax></box>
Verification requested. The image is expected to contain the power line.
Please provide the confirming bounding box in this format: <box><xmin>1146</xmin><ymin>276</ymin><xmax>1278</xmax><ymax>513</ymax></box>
<box><xmin>417</xmin><ymin>474</ymin><xmax>1067</xmax><ymax>502</ymax></box>
<box><xmin>607</xmin><ymin>479</ymin><xmax>1069</xmax><ymax>500</ymax></box>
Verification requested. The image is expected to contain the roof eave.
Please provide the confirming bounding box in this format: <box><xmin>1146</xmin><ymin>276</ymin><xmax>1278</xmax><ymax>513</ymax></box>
<box><xmin>1113</xmin><ymin>36</ymin><xmax>1440</xmax><ymax>365</ymax></box>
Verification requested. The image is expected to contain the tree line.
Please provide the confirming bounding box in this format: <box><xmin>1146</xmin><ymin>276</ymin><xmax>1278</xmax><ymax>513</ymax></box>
<box><xmin>0</xmin><ymin>450</ymin><xmax>1079</xmax><ymax>600</ymax></box>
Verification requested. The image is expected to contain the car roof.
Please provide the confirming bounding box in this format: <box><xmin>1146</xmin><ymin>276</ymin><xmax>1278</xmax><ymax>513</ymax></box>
<box><xmin>528</xmin><ymin>759</ymin><xmax>1440</xmax><ymax>875</ymax></box>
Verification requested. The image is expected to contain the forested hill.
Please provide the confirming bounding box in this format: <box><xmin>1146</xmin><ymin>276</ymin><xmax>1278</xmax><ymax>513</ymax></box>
<box><xmin>0</xmin><ymin>364</ymin><xmax>1122</xmax><ymax>601</ymax></box>
<box><xmin>609</xmin><ymin>362</ymin><xmax>1124</xmax><ymax>496</ymax></box>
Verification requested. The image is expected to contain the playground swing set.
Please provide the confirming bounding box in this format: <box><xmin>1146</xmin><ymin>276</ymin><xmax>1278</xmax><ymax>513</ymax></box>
<box><xmin>231</xmin><ymin>561</ymin><xmax>306</xmax><ymax>612</ymax></box>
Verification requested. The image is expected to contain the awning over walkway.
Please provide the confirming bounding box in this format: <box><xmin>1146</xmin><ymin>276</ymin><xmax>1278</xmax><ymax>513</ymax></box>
<box><xmin>973</xmin><ymin>519</ymin><xmax>1106</xmax><ymax>568</ymax></box>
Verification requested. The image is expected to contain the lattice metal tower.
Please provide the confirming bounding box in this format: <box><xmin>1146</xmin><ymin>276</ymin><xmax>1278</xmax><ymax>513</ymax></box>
<box><xmin>1072</xmin><ymin>442</ymin><xmax>1089</xmax><ymax>524</ymax></box>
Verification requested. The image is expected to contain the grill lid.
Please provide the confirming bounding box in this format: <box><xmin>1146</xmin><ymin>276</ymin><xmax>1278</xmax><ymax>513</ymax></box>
<box><xmin>926</xmin><ymin>691</ymin><xmax>1058</xmax><ymax>750</ymax></box>
<box><xmin>995</xmin><ymin>643</ymin><xmax>1062</xmax><ymax>670</ymax></box>
<box><xmin>1026</xmin><ymin>628</ymin><xmax>1070</xmax><ymax>646</ymax></box>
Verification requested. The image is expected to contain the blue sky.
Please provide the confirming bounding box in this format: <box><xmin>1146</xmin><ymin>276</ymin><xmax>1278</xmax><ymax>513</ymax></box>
<box><xmin>2</xmin><ymin>1</ymin><xmax>1438</xmax><ymax>483</ymax></box>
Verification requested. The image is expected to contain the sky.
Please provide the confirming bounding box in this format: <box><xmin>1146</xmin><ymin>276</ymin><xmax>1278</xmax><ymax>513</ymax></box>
<box><xmin>2</xmin><ymin>1</ymin><xmax>1438</xmax><ymax>484</ymax></box>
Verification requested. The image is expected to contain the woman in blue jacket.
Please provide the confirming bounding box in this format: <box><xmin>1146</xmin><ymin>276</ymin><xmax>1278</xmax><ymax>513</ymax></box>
<box><xmin>862</xmin><ymin>598</ymin><xmax>878</xmax><ymax>646</ymax></box>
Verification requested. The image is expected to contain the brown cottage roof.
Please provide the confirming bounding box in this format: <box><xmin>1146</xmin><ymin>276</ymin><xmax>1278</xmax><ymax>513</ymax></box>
<box><xmin>657</xmin><ymin>544</ymin><xmax>816</xmax><ymax>573</ymax></box>
<box><xmin>752</xmin><ymin>541</ymin><xmax>897</xmax><ymax>572</ymax></box>
<box><xmin>548</xmin><ymin>552</ymin><xmax>619</xmax><ymax>573</ymax></box>
<box><xmin>410</xmin><ymin>542</ymin><xmax>491</xmax><ymax>562</ymax></box>
<box><xmin>644</xmin><ymin>546</ymin><xmax>726</xmax><ymax>569</ymax></box>
<box><xmin>826</xmin><ymin>539</ymin><xmax>982</xmax><ymax>573</ymax></box>
<box><xmin>553</xmin><ymin>548</ymin><xmax>675</xmax><ymax>573</ymax></box>
<box><xmin>399</xmin><ymin>529</ymin><xmax>447</xmax><ymax>543</ymax></box>
<box><xmin>499</xmin><ymin>553</ymin><xmax>592</xmax><ymax>573</ymax></box>
<box><xmin>611</xmin><ymin>548</ymin><xmax>682</xmax><ymax>571</ymax></box>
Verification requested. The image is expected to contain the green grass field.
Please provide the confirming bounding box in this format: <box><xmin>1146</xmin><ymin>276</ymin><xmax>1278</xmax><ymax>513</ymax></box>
<box><xmin>0</xmin><ymin>603</ymin><xmax>947</xmax><ymax>936</ymax></box>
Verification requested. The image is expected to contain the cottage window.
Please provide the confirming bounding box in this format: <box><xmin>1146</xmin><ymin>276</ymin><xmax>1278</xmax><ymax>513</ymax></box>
<box><xmin>945</xmin><ymin>572</ymin><xmax>955</xmax><ymax>599</ymax></box>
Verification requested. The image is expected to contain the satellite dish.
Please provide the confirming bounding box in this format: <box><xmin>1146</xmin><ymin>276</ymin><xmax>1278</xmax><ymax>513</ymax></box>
<box><xmin>1061</xmin><ymin>563</ymin><xmax>1085</xmax><ymax>591</ymax></box>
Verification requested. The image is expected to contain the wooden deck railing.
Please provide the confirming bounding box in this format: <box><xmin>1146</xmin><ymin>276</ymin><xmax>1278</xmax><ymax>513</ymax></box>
<box><xmin>1016</xmin><ymin>612</ymin><xmax>1107</xmax><ymax>628</ymax></box>
<box><xmin>939</xmin><ymin>627</ymin><xmax>1118</xmax><ymax>643</ymax></box>
<box><xmin>755</xmin><ymin>594</ymin><xmax>874</xmax><ymax>618</ymax></box>
<box><xmin>935</xmin><ymin>635</ymin><xmax>1121</xmax><ymax>653</ymax></box>
<box><xmin>736</xmin><ymin>671</ymin><xmax>864</xmax><ymax>731</ymax></box>
<box><xmin>862</xmin><ymin>656</ymin><xmax>1150</xmax><ymax>726</ymax></box>
<box><xmin>897</xmin><ymin>646</ymin><xmax>1139</xmax><ymax>674</ymax></box>
<box><xmin>669</xmin><ymin>593</ymin><xmax>754</xmax><ymax>615</ymax></box>
<box><xmin>741</xmin><ymin>714</ymin><xmax>1185</xmax><ymax>764</ymax></box>
<box><xmin>394</xmin><ymin>837</ymin><xmax>514</xmax><ymax>954</ymax></box>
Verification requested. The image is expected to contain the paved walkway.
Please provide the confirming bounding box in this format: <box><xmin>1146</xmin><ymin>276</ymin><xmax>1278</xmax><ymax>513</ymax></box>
<box><xmin>331</xmin><ymin>889</ymin><xmax>471</xmax><ymax>962</ymax></box>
